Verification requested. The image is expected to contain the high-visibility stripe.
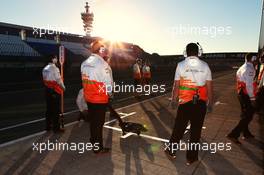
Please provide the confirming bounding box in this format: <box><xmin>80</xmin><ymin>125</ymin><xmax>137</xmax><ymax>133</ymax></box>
<box><xmin>82</xmin><ymin>79</ymin><xmax>97</xmax><ymax>85</ymax></box>
<box><xmin>82</xmin><ymin>78</ymin><xmax>109</xmax><ymax>104</ymax></box>
<box><xmin>179</xmin><ymin>86</ymin><xmax>198</xmax><ymax>91</ymax></box>
<box><xmin>179</xmin><ymin>84</ymin><xmax>207</xmax><ymax>104</ymax></box>
<box><xmin>236</xmin><ymin>80</ymin><xmax>257</xmax><ymax>97</ymax></box>
<box><xmin>43</xmin><ymin>80</ymin><xmax>63</xmax><ymax>94</ymax></box>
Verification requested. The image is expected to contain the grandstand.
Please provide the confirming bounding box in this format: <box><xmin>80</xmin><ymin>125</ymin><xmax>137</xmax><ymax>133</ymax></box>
<box><xmin>0</xmin><ymin>34</ymin><xmax>40</xmax><ymax>57</ymax></box>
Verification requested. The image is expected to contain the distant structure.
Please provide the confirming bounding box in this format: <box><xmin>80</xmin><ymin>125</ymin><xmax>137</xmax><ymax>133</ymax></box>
<box><xmin>81</xmin><ymin>2</ymin><xmax>94</xmax><ymax>37</ymax></box>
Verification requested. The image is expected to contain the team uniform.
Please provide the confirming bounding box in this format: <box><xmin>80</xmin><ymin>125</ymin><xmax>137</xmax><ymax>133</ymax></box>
<box><xmin>81</xmin><ymin>53</ymin><xmax>113</xmax><ymax>150</ymax></box>
<box><xmin>169</xmin><ymin>56</ymin><xmax>212</xmax><ymax>161</ymax></box>
<box><xmin>133</xmin><ymin>63</ymin><xmax>142</xmax><ymax>86</ymax></box>
<box><xmin>42</xmin><ymin>63</ymin><xmax>65</xmax><ymax>132</ymax></box>
<box><xmin>228</xmin><ymin>61</ymin><xmax>257</xmax><ymax>138</ymax></box>
<box><xmin>142</xmin><ymin>65</ymin><xmax>151</xmax><ymax>85</ymax></box>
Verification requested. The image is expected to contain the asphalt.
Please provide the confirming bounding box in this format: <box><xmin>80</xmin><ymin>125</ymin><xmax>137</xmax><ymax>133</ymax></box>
<box><xmin>0</xmin><ymin>71</ymin><xmax>263</xmax><ymax>175</ymax></box>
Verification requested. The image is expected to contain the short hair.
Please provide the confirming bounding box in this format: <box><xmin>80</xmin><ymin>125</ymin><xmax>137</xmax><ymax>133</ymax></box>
<box><xmin>186</xmin><ymin>43</ymin><xmax>199</xmax><ymax>56</ymax></box>
<box><xmin>47</xmin><ymin>54</ymin><xmax>57</xmax><ymax>63</ymax></box>
<box><xmin>90</xmin><ymin>40</ymin><xmax>105</xmax><ymax>54</ymax></box>
<box><xmin>245</xmin><ymin>53</ymin><xmax>254</xmax><ymax>62</ymax></box>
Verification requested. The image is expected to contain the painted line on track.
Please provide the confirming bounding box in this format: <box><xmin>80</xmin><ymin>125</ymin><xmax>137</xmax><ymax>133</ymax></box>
<box><xmin>0</xmin><ymin>93</ymin><xmax>168</xmax><ymax>147</ymax></box>
<box><xmin>0</xmin><ymin>110</ymin><xmax>79</xmax><ymax>132</ymax></box>
<box><xmin>104</xmin><ymin>112</ymin><xmax>136</xmax><ymax>125</ymax></box>
<box><xmin>0</xmin><ymin>121</ymin><xmax>79</xmax><ymax>148</ymax></box>
<box><xmin>103</xmin><ymin>125</ymin><xmax>170</xmax><ymax>143</ymax></box>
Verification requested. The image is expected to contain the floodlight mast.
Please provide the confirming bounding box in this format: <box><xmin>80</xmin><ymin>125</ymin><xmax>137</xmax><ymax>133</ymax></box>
<box><xmin>81</xmin><ymin>2</ymin><xmax>94</xmax><ymax>37</ymax></box>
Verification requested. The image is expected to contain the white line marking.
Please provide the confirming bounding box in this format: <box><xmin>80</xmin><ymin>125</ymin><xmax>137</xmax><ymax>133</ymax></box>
<box><xmin>103</xmin><ymin>125</ymin><xmax>169</xmax><ymax>142</ymax></box>
<box><xmin>103</xmin><ymin>125</ymin><xmax>122</xmax><ymax>132</ymax></box>
<box><xmin>0</xmin><ymin>121</ymin><xmax>79</xmax><ymax>148</ymax></box>
<box><xmin>63</xmin><ymin>109</ymin><xmax>79</xmax><ymax>115</ymax></box>
<box><xmin>118</xmin><ymin>112</ymin><xmax>130</xmax><ymax>115</ymax></box>
<box><xmin>0</xmin><ymin>118</ymin><xmax>45</xmax><ymax>131</ymax></box>
<box><xmin>0</xmin><ymin>110</ymin><xmax>79</xmax><ymax>131</ymax></box>
<box><xmin>104</xmin><ymin>112</ymin><xmax>136</xmax><ymax>125</ymax></box>
<box><xmin>214</xmin><ymin>101</ymin><xmax>227</xmax><ymax>106</ymax></box>
<box><xmin>121</xmin><ymin>133</ymin><xmax>135</xmax><ymax>138</ymax></box>
<box><xmin>104</xmin><ymin>125</ymin><xmax>206</xmax><ymax>143</ymax></box>
<box><xmin>0</xmin><ymin>131</ymin><xmax>46</xmax><ymax>148</ymax></box>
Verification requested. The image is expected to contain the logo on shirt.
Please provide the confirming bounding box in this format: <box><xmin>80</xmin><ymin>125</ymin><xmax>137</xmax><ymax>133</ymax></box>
<box><xmin>185</xmin><ymin>69</ymin><xmax>204</xmax><ymax>73</ymax></box>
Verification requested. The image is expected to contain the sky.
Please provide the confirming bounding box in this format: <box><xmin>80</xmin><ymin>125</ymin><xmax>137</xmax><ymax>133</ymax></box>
<box><xmin>0</xmin><ymin>0</ymin><xmax>263</xmax><ymax>55</ymax></box>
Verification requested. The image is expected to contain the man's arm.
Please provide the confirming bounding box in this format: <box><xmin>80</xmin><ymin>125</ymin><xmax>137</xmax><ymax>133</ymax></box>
<box><xmin>244</xmin><ymin>69</ymin><xmax>255</xmax><ymax>100</ymax></box>
<box><xmin>171</xmin><ymin>80</ymin><xmax>180</xmax><ymax>101</ymax></box>
<box><xmin>206</xmin><ymin>80</ymin><xmax>214</xmax><ymax>113</ymax></box>
<box><xmin>54</xmin><ymin>67</ymin><xmax>65</xmax><ymax>90</ymax></box>
<box><xmin>206</xmin><ymin>80</ymin><xmax>213</xmax><ymax>105</ymax></box>
<box><xmin>103</xmin><ymin>65</ymin><xmax>113</xmax><ymax>96</ymax></box>
<box><xmin>259</xmin><ymin>73</ymin><xmax>264</xmax><ymax>88</ymax></box>
<box><xmin>170</xmin><ymin>80</ymin><xmax>180</xmax><ymax>109</ymax></box>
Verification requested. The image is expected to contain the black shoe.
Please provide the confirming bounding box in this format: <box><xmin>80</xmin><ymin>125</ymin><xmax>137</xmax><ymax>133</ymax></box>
<box><xmin>186</xmin><ymin>159</ymin><xmax>198</xmax><ymax>166</ymax></box>
<box><xmin>226</xmin><ymin>134</ymin><xmax>241</xmax><ymax>145</ymax></box>
<box><xmin>93</xmin><ymin>147</ymin><xmax>111</xmax><ymax>154</ymax></box>
<box><xmin>164</xmin><ymin>149</ymin><xmax>176</xmax><ymax>159</ymax></box>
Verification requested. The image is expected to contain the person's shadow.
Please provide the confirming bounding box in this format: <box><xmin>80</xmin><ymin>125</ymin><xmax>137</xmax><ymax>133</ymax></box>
<box><xmin>50</xmin><ymin>120</ymin><xmax>115</xmax><ymax>175</ymax></box>
<box><xmin>4</xmin><ymin>132</ymin><xmax>62</xmax><ymax>175</ymax></box>
<box><xmin>120</xmin><ymin>136</ymin><xmax>154</xmax><ymax>175</ymax></box>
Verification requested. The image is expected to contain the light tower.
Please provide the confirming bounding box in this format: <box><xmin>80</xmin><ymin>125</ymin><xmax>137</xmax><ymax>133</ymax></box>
<box><xmin>81</xmin><ymin>2</ymin><xmax>94</xmax><ymax>37</ymax></box>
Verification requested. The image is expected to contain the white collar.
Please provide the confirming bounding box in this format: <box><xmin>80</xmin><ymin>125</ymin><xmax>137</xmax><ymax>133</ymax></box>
<box><xmin>92</xmin><ymin>53</ymin><xmax>107</xmax><ymax>63</ymax></box>
<box><xmin>186</xmin><ymin>56</ymin><xmax>199</xmax><ymax>60</ymax></box>
<box><xmin>245</xmin><ymin>62</ymin><xmax>253</xmax><ymax>66</ymax></box>
<box><xmin>48</xmin><ymin>63</ymin><xmax>55</xmax><ymax>66</ymax></box>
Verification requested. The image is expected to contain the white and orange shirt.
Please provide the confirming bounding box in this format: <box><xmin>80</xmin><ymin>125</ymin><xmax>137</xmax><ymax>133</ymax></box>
<box><xmin>81</xmin><ymin>54</ymin><xmax>113</xmax><ymax>104</ymax></box>
<box><xmin>142</xmin><ymin>65</ymin><xmax>151</xmax><ymax>79</ymax></box>
<box><xmin>133</xmin><ymin>63</ymin><xmax>141</xmax><ymax>79</ymax></box>
<box><xmin>174</xmin><ymin>56</ymin><xmax>212</xmax><ymax>104</ymax></box>
<box><xmin>42</xmin><ymin>63</ymin><xmax>65</xmax><ymax>94</ymax></box>
<box><xmin>236</xmin><ymin>62</ymin><xmax>256</xmax><ymax>100</ymax></box>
